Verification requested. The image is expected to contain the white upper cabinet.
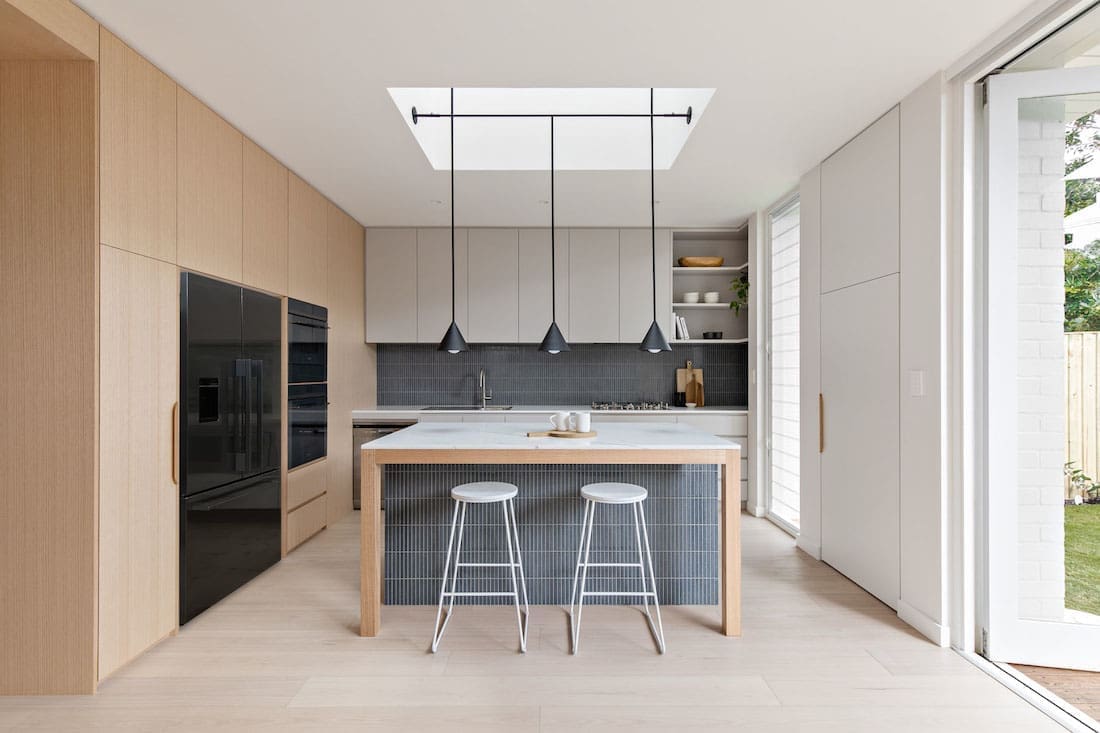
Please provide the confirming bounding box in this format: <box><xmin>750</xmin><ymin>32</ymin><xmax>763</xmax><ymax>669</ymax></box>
<box><xmin>467</xmin><ymin>229</ymin><xmax>519</xmax><ymax>343</ymax></box>
<box><xmin>619</xmin><ymin>228</ymin><xmax>671</xmax><ymax>343</ymax></box>
<box><xmin>820</xmin><ymin>106</ymin><xmax>900</xmax><ymax>293</ymax></box>
<box><xmin>568</xmin><ymin>229</ymin><xmax>620</xmax><ymax>343</ymax></box>
<box><xmin>365</xmin><ymin>228</ymin><xmax>417</xmax><ymax>342</ymax></box>
<box><xmin>517</xmin><ymin>229</ymin><xmax>569</xmax><ymax>343</ymax></box>
<box><xmin>417</xmin><ymin>228</ymin><xmax>468</xmax><ymax>343</ymax></box>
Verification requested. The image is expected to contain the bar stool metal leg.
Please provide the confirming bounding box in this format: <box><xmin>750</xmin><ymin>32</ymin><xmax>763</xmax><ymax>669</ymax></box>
<box><xmin>501</xmin><ymin>499</ymin><xmax>528</xmax><ymax>652</ymax></box>
<box><xmin>569</xmin><ymin>500</ymin><xmax>597</xmax><ymax>654</ymax></box>
<box><xmin>507</xmin><ymin>498</ymin><xmax>531</xmax><ymax>651</ymax></box>
<box><xmin>637</xmin><ymin>501</ymin><xmax>666</xmax><ymax>653</ymax></box>
<box><xmin>431</xmin><ymin>501</ymin><xmax>466</xmax><ymax>653</ymax></box>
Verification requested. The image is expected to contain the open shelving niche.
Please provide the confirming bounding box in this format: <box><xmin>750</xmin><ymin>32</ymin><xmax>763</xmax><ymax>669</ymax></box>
<box><xmin>669</xmin><ymin>228</ymin><xmax>749</xmax><ymax>344</ymax></box>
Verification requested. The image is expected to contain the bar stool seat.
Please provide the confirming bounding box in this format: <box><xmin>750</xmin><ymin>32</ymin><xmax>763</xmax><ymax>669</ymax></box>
<box><xmin>580</xmin><ymin>482</ymin><xmax>647</xmax><ymax>504</ymax></box>
<box><xmin>451</xmin><ymin>482</ymin><xmax>518</xmax><ymax>503</ymax></box>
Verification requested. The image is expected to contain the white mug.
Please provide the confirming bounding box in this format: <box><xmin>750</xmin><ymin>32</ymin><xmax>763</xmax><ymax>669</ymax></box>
<box><xmin>573</xmin><ymin>411</ymin><xmax>591</xmax><ymax>433</ymax></box>
<box><xmin>551</xmin><ymin>411</ymin><xmax>571</xmax><ymax>430</ymax></box>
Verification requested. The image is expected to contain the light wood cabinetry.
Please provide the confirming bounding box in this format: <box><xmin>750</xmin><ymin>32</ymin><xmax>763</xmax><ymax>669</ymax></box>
<box><xmin>288</xmin><ymin>458</ymin><xmax>328</xmax><ymax>511</ymax></box>
<box><xmin>417</xmin><ymin>228</ymin><xmax>468</xmax><ymax>343</ymax></box>
<box><xmin>568</xmin><ymin>229</ymin><xmax>619</xmax><ymax>342</ymax></box>
<box><xmin>288</xmin><ymin>172</ymin><xmax>328</xmax><ymax>304</ymax></box>
<box><xmin>619</xmin><ymin>228</ymin><xmax>671</xmax><ymax>343</ymax></box>
<box><xmin>326</xmin><ymin>202</ymin><xmax>371</xmax><ymax>524</ymax></box>
<box><xmin>820</xmin><ymin>106</ymin><xmax>900</xmax><ymax>293</ymax></box>
<box><xmin>99</xmin><ymin>28</ymin><xmax>176</xmax><ymax>262</ymax></box>
<box><xmin>243</xmin><ymin>139</ymin><xmax>288</xmax><ymax>295</ymax></box>
<box><xmin>98</xmin><ymin>245</ymin><xmax>178</xmax><ymax>681</ymax></box>
<box><xmin>177</xmin><ymin>88</ymin><xmax>243</xmax><ymax>281</ymax></box>
<box><xmin>288</xmin><ymin>493</ymin><xmax>328</xmax><ymax>551</ymax></box>
<box><xmin>0</xmin><ymin>59</ymin><xmax>97</xmax><ymax>695</ymax></box>
<box><xmin>365</xmin><ymin>228</ymin><xmax>418</xmax><ymax>342</ymax></box>
<box><xmin>467</xmin><ymin>228</ymin><xmax>519</xmax><ymax>342</ymax></box>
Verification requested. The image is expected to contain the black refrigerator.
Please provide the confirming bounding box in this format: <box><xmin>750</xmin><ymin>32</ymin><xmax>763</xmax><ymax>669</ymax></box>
<box><xmin>179</xmin><ymin>273</ymin><xmax>282</xmax><ymax>623</ymax></box>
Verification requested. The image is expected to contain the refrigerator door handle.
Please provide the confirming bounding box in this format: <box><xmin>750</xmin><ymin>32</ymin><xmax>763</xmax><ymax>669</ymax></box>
<box><xmin>251</xmin><ymin>359</ymin><xmax>264</xmax><ymax>472</ymax></box>
<box><xmin>234</xmin><ymin>359</ymin><xmax>250</xmax><ymax>467</ymax></box>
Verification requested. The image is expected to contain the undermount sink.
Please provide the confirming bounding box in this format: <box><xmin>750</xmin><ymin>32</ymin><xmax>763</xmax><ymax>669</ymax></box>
<box><xmin>425</xmin><ymin>405</ymin><xmax>513</xmax><ymax>411</ymax></box>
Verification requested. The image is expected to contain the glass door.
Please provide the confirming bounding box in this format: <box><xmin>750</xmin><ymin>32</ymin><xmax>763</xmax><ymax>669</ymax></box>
<box><xmin>986</xmin><ymin>65</ymin><xmax>1100</xmax><ymax>671</ymax></box>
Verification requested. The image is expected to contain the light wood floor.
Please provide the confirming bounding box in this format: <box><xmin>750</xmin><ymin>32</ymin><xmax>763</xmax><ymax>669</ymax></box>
<box><xmin>0</xmin><ymin>514</ymin><xmax>1064</xmax><ymax>732</ymax></box>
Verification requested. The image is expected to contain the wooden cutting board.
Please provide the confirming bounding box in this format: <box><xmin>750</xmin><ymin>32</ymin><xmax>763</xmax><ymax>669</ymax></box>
<box><xmin>676</xmin><ymin>360</ymin><xmax>705</xmax><ymax>406</ymax></box>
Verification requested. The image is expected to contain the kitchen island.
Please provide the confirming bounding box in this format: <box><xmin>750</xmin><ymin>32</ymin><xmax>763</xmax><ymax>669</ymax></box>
<box><xmin>359</xmin><ymin>421</ymin><xmax>741</xmax><ymax>638</ymax></box>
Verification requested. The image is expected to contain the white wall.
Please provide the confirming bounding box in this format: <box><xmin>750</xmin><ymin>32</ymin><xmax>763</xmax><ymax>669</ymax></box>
<box><xmin>1016</xmin><ymin>98</ymin><xmax>1066</xmax><ymax>621</ymax></box>
<box><xmin>799</xmin><ymin>72</ymin><xmax>950</xmax><ymax>644</ymax></box>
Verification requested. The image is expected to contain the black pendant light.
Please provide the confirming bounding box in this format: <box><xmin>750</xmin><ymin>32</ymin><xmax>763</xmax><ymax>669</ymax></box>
<box><xmin>640</xmin><ymin>88</ymin><xmax>671</xmax><ymax>353</ymax></box>
<box><xmin>439</xmin><ymin>87</ymin><xmax>468</xmax><ymax>354</ymax></box>
<box><xmin>539</xmin><ymin>115</ymin><xmax>570</xmax><ymax>355</ymax></box>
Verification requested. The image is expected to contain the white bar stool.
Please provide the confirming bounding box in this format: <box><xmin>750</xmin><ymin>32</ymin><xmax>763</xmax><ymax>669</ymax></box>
<box><xmin>569</xmin><ymin>482</ymin><xmax>666</xmax><ymax>654</ymax></box>
<box><xmin>431</xmin><ymin>481</ymin><xmax>530</xmax><ymax>653</ymax></box>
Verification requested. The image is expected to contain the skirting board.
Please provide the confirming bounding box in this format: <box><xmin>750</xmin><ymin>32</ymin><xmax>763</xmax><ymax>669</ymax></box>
<box><xmin>748</xmin><ymin>503</ymin><xmax>767</xmax><ymax>518</ymax></box>
<box><xmin>796</xmin><ymin>537</ymin><xmax>821</xmax><ymax>560</ymax></box>
<box><xmin>897</xmin><ymin>598</ymin><xmax>950</xmax><ymax>647</ymax></box>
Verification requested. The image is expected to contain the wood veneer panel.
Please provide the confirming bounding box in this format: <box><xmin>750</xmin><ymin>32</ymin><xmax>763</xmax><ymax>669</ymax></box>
<box><xmin>0</xmin><ymin>60</ymin><xmax>97</xmax><ymax>694</ymax></box>
<box><xmin>287</xmin><ymin>493</ymin><xmax>327</xmax><ymax>551</ymax></box>
<box><xmin>99</xmin><ymin>28</ymin><xmax>176</xmax><ymax>262</ymax></box>
<box><xmin>98</xmin><ymin>245</ymin><xmax>178</xmax><ymax>681</ymax></box>
<box><xmin>0</xmin><ymin>0</ymin><xmax>98</xmax><ymax>60</ymax></box>
<box><xmin>177</xmin><ymin>88</ymin><xmax>242</xmax><ymax>281</ymax></box>
<box><xmin>288</xmin><ymin>172</ymin><xmax>327</xmax><ymax>304</ymax></box>
<box><xmin>243</xmin><ymin>139</ymin><xmax>288</xmax><ymax>295</ymax></box>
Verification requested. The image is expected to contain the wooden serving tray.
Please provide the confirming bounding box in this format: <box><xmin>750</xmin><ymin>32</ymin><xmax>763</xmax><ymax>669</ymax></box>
<box><xmin>526</xmin><ymin>430</ymin><xmax>598</xmax><ymax>439</ymax></box>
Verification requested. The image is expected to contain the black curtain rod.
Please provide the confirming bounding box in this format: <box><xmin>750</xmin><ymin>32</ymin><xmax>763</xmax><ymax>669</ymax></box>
<box><xmin>412</xmin><ymin>108</ymin><xmax>692</xmax><ymax>124</ymax></box>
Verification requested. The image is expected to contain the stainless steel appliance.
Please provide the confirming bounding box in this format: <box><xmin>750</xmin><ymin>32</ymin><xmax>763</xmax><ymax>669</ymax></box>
<box><xmin>591</xmin><ymin>400</ymin><xmax>670</xmax><ymax>410</ymax></box>
<box><xmin>288</xmin><ymin>384</ymin><xmax>327</xmax><ymax>468</ymax></box>
<box><xmin>352</xmin><ymin>421</ymin><xmax>413</xmax><ymax>509</ymax></box>
<box><xmin>287</xmin><ymin>298</ymin><xmax>328</xmax><ymax>384</ymax></box>
<box><xmin>179</xmin><ymin>273</ymin><xmax>281</xmax><ymax>624</ymax></box>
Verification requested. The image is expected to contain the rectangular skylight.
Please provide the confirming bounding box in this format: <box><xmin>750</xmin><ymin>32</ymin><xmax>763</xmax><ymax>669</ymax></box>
<box><xmin>387</xmin><ymin>87</ymin><xmax>714</xmax><ymax>171</ymax></box>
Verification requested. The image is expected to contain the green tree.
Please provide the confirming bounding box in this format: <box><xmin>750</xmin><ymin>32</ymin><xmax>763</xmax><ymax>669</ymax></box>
<box><xmin>1065</xmin><ymin>241</ymin><xmax>1100</xmax><ymax>331</ymax></box>
<box><xmin>1066</xmin><ymin>112</ymin><xmax>1100</xmax><ymax>221</ymax></box>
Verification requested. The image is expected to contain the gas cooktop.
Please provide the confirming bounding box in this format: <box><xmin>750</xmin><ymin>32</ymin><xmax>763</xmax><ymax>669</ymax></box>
<box><xmin>590</xmin><ymin>401</ymin><xmax>670</xmax><ymax>411</ymax></box>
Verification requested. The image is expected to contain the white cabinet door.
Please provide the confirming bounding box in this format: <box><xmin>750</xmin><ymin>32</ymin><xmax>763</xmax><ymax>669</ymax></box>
<box><xmin>467</xmin><ymin>228</ymin><xmax>519</xmax><ymax>342</ymax></box>
<box><xmin>568</xmin><ymin>229</ymin><xmax>619</xmax><ymax>343</ymax></box>
<box><xmin>619</xmin><ymin>228</ymin><xmax>671</xmax><ymax>343</ymax></box>
<box><xmin>417</xmin><ymin>228</ymin><xmax>468</xmax><ymax>343</ymax></box>
<box><xmin>365</xmin><ymin>228</ymin><xmax>418</xmax><ymax>343</ymax></box>
<box><xmin>820</xmin><ymin>106</ymin><xmax>899</xmax><ymax>293</ymax></box>
<box><xmin>518</xmin><ymin>229</ymin><xmax>569</xmax><ymax>343</ymax></box>
<box><xmin>820</xmin><ymin>273</ymin><xmax>899</xmax><ymax>609</ymax></box>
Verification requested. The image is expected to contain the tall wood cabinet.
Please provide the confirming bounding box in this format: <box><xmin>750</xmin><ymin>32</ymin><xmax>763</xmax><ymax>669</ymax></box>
<box><xmin>99</xmin><ymin>29</ymin><xmax>176</xmax><ymax>262</ymax></box>
<box><xmin>243</xmin><ymin>139</ymin><xmax>289</xmax><ymax>294</ymax></box>
<box><xmin>98</xmin><ymin>245</ymin><xmax>179</xmax><ymax>681</ymax></box>
<box><xmin>288</xmin><ymin>172</ymin><xmax>328</xmax><ymax>304</ymax></box>
<box><xmin>177</xmin><ymin>88</ymin><xmax>243</xmax><ymax>281</ymax></box>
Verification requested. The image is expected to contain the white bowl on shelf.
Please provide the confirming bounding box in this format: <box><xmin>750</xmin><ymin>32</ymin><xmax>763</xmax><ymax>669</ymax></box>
<box><xmin>682</xmin><ymin>292</ymin><xmax>700</xmax><ymax>304</ymax></box>
<box><xmin>703</xmin><ymin>291</ymin><xmax>720</xmax><ymax>303</ymax></box>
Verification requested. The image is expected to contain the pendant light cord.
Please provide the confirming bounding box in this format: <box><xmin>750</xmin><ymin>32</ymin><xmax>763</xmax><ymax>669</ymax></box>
<box><xmin>450</xmin><ymin>87</ymin><xmax>456</xmax><ymax>321</ymax></box>
<box><xmin>650</xmin><ymin>87</ymin><xmax>657</xmax><ymax>323</ymax></box>
<box><xmin>550</xmin><ymin>116</ymin><xmax>556</xmax><ymax>320</ymax></box>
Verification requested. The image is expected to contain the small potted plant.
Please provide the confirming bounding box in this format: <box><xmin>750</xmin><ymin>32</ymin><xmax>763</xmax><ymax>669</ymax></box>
<box><xmin>728</xmin><ymin>273</ymin><xmax>749</xmax><ymax>316</ymax></box>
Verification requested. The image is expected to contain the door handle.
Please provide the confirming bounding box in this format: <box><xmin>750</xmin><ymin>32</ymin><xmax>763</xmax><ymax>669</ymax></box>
<box><xmin>818</xmin><ymin>393</ymin><xmax>824</xmax><ymax>454</ymax></box>
<box><xmin>171</xmin><ymin>401</ymin><xmax>179</xmax><ymax>485</ymax></box>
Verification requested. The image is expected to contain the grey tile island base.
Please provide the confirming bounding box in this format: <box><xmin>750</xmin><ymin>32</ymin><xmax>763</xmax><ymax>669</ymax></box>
<box><xmin>359</xmin><ymin>422</ymin><xmax>741</xmax><ymax>638</ymax></box>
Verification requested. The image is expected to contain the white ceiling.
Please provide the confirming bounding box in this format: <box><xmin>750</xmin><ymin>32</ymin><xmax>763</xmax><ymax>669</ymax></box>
<box><xmin>76</xmin><ymin>0</ymin><xmax>1038</xmax><ymax>228</ymax></box>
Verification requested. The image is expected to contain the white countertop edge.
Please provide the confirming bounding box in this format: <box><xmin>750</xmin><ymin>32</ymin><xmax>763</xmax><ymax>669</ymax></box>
<box><xmin>352</xmin><ymin>405</ymin><xmax>749</xmax><ymax>420</ymax></box>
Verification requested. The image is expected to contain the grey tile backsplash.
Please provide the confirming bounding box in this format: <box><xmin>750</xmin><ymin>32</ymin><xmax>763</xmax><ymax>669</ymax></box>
<box><xmin>377</xmin><ymin>343</ymin><xmax>747</xmax><ymax>406</ymax></box>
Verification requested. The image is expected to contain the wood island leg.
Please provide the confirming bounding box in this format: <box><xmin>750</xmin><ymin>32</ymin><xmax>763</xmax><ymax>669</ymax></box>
<box><xmin>360</xmin><ymin>450</ymin><xmax>382</xmax><ymax>636</ymax></box>
<box><xmin>720</xmin><ymin>450</ymin><xmax>742</xmax><ymax>636</ymax></box>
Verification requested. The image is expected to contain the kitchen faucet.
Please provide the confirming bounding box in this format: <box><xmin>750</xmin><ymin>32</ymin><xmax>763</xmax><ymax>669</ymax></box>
<box><xmin>479</xmin><ymin>368</ymin><xmax>493</xmax><ymax>408</ymax></box>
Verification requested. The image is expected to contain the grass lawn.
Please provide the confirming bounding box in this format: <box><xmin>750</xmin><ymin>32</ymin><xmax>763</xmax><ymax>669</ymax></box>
<box><xmin>1065</xmin><ymin>503</ymin><xmax>1100</xmax><ymax>617</ymax></box>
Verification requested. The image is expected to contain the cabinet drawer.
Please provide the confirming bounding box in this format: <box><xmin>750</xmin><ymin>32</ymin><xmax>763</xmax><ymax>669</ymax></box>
<box><xmin>287</xmin><ymin>457</ymin><xmax>327</xmax><ymax>510</ymax></box>
<box><xmin>675</xmin><ymin>414</ymin><xmax>747</xmax><ymax>436</ymax></box>
<box><xmin>287</xmin><ymin>493</ymin><xmax>326</xmax><ymax>551</ymax></box>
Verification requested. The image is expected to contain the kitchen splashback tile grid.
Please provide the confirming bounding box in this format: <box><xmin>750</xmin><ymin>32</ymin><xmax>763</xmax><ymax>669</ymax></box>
<box><xmin>382</xmin><ymin>464</ymin><xmax>718</xmax><ymax>605</ymax></box>
<box><xmin>376</xmin><ymin>343</ymin><xmax>747</xmax><ymax>406</ymax></box>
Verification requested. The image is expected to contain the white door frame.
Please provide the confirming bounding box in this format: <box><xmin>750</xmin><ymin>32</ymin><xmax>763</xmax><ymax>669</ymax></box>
<box><xmin>985</xmin><ymin>64</ymin><xmax>1100</xmax><ymax>669</ymax></box>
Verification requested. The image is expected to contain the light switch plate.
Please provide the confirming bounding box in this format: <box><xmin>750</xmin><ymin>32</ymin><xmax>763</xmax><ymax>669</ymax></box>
<box><xmin>908</xmin><ymin>369</ymin><xmax>925</xmax><ymax>397</ymax></box>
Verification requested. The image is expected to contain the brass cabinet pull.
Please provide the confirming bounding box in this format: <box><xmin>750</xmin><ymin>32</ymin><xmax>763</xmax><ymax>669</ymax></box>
<box><xmin>818</xmin><ymin>393</ymin><xmax>824</xmax><ymax>454</ymax></box>
<box><xmin>171</xmin><ymin>401</ymin><xmax>179</xmax><ymax>485</ymax></box>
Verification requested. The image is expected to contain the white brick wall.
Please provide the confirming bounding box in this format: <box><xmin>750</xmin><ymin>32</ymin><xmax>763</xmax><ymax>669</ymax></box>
<box><xmin>1016</xmin><ymin>100</ymin><xmax>1066</xmax><ymax>621</ymax></box>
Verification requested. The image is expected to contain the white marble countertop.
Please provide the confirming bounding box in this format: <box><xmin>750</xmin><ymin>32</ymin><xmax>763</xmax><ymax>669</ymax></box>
<box><xmin>362</xmin><ymin>421</ymin><xmax>740</xmax><ymax>451</ymax></box>
<box><xmin>352</xmin><ymin>405</ymin><xmax>748</xmax><ymax>422</ymax></box>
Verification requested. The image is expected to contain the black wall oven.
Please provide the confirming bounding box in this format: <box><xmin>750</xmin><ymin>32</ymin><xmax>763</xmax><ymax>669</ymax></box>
<box><xmin>287</xmin><ymin>298</ymin><xmax>328</xmax><ymax>385</ymax></box>
<box><xmin>288</xmin><ymin>383</ymin><xmax>327</xmax><ymax>469</ymax></box>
